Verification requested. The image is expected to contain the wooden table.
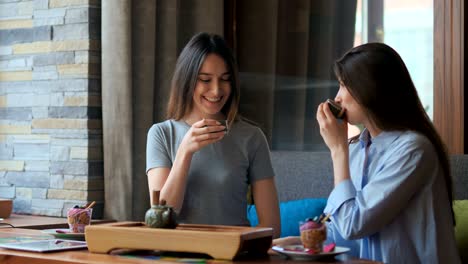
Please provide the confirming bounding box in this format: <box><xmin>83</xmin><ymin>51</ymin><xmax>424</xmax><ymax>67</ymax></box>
<box><xmin>0</xmin><ymin>228</ymin><xmax>381</xmax><ymax>264</ymax></box>
<box><xmin>0</xmin><ymin>214</ymin><xmax>114</xmax><ymax>230</ymax></box>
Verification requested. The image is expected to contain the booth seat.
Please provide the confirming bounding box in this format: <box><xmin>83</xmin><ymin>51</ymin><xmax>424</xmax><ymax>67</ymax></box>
<box><xmin>248</xmin><ymin>152</ymin><xmax>468</xmax><ymax>262</ymax></box>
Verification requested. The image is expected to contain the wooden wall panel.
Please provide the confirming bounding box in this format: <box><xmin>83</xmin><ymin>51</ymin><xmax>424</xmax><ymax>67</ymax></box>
<box><xmin>434</xmin><ymin>0</ymin><xmax>465</xmax><ymax>154</ymax></box>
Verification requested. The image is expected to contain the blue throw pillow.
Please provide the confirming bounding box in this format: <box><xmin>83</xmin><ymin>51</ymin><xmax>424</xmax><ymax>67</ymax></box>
<box><xmin>247</xmin><ymin>198</ymin><xmax>327</xmax><ymax>237</ymax></box>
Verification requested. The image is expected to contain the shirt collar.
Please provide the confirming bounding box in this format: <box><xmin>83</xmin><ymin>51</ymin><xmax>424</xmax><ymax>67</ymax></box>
<box><xmin>358</xmin><ymin>128</ymin><xmax>402</xmax><ymax>152</ymax></box>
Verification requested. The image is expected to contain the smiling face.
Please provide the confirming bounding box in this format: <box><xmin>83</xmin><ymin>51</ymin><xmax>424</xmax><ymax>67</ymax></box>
<box><xmin>189</xmin><ymin>53</ymin><xmax>231</xmax><ymax>120</ymax></box>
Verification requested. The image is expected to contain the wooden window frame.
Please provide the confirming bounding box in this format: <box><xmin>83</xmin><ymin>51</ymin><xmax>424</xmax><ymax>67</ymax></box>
<box><xmin>434</xmin><ymin>0</ymin><xmax>466</xmax><ymax>154</ymax></box>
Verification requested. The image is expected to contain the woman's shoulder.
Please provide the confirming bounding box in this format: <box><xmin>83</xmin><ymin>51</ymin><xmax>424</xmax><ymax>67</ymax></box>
<box><xmin>148</xmin><ymin>119</ymin><xmax>187</xmax><ymax>136</ymax></box>
<box><xmin>390</xmin><ymin>130</ymin><xmax>436</xmax><ymax>156</ymax></box>
<box><xmin>399</xmin><ymin>131</ymin><xmax>432</xmax><ymax>147</ymax></box>
<box><xmin>148</xmin><ymin>119</ymin><xmax>169</xmax><ymax>132</ymax></box>
<box><xmin>233</xmin><ymin>119</ymin><xmax>266</xmax><ymax>137</ymax></box>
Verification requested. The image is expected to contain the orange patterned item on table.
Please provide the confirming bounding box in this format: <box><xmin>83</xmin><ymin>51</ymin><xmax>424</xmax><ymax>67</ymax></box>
<box><xmin>299</xmin><ymin>218</ymin><xmax>327</xmax><ymax>253</ymax></box>
<box><xmin>67</xmin><ymin>202</ymin><xmax>94</xmax><ymax>233</ymax></box>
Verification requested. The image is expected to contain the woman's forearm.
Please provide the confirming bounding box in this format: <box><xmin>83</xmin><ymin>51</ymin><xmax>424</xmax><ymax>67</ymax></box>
<box><xmin>253</xmin><ymin>178</ymin><xmax>281</xmax><ymax>238</ymax></box>
<box><xmin>159</xmin><ymin>148</ymin><xmax>193</xmax><ymax>212</ymax></box>
<box><xmin>331</xmin><ymin>145</ymin><xmax>351</xmax><ymax>186</ymax></box>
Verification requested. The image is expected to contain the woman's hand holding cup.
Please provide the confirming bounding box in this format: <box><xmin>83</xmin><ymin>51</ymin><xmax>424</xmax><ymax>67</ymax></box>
<box><xmin>180</xmin><ymin>119</ymin><xmax>227</xmax><ymax>154</ymax></box>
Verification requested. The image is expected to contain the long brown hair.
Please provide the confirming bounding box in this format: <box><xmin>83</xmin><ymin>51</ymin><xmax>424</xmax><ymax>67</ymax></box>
<box><xmin>334</xmin><ymin>43</ymin><xmax>454</xmax><ymax>224</ymax></box>
<box><xmin>166</xmin><ymin>32</ymin><xmax>240</xmax><ymax>126</ymax></box>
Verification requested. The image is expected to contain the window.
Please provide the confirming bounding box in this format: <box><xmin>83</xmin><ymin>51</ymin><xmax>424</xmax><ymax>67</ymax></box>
<box><xmin>231</xmin><ymin>0</ymin><xmax>358</xmax><ymax>151</ymax></box>
<box><xmin>227</xmin><ymin>0</ymin><xmax>434</xmax><ymax>150</ymax></box>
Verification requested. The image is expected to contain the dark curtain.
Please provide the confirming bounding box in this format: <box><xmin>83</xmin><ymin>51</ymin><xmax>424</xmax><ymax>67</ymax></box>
<box><xmin>103</xmin><ymin>0</ymin><xmax>356</xmax><ymax>221</ymax></box>
<box><xmin>234</xmin><ymin>0</ymin><xmax>357</xmax><ymax>151</ymax></box>
<box><xmin>102</xmin><ymin>0</ymin><xmax>223</xmax><ymax>221</ymax></box>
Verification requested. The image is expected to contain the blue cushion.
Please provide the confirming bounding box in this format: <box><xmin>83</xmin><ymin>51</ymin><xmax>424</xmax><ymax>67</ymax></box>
<box><xmin>247</xmin><ymin>198</ymin><xmax>327</xmax><ymax>237</ymax></box>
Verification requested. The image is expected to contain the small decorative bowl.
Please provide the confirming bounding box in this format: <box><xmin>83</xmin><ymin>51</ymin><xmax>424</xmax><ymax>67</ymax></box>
<box><xmin>0</xmin><ymin>199</ymin><xmax>13</xmax><ymax>218</ymax></box>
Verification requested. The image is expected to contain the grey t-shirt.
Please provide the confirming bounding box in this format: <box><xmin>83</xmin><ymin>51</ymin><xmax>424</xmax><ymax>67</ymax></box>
<box><xmin>146</xmin><ymin>119</ymin><xmax>275</xmax><ymax>226</ymax></box>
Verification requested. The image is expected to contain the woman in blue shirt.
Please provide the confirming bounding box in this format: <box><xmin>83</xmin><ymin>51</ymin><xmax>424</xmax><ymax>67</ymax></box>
<box><xmin>314</xmin><ymin>43</ymin><xmax>460</xmax><ymax>263</ymax></box>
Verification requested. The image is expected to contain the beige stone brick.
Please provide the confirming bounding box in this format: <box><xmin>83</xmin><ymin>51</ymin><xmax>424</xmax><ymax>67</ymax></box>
<box><xmin>32</xmin><ymin>119</ymin><xmax>102</xmax><ymax>129</ymax></box>
<box><xmin>12</xmin><ymin>134</ymin><xmax>50</xmax><ymax>143</ymax></box>
<box><xmin>0</xmin><ymin>71</ymin><xmax>32</xmax><ymax>81</ymax></box>
<box><xmin>64</xmin><ymin>95</ymin><xmax>101</xmax><ymax>107</ymax></box>
<box><xmin>13</xmin><ymin>40</ymin><xmax>101</xmax><ymax>54</ymax></box>
<box><xmin>0</xmin><ymin>160</ymin><xmax>25</xmax><ymax>171</ymax></box>
<box><xmin>48</xmin><ymin>189</ymin><xmax>87</xmax><ymax>200</ymax></box>
<box><xmin>58</xmin><ymin>64</ymin><xmax>101</xmax><ymax>77</ymax></box>
<box><xmin>57</xmin><ymin>64</ymin><xmax>88</xmax><ymax>75</ymax></box>
<box><xmin>47</xmin><ymin>189</ymin><xmax>104</xmax><ymax>201</ymax></box>
<box><xmin>50</xmin><ymin>0</ymin><xmax>100</xmax><ymax>8</ymax></box>
<box><xmin>0</xmin><ymin>19</ymin><xmax>33</xmax><ymax>29</ymax></box>
<box><xmin>63</xmin><ymin>177</ymin><xmax>103</xmax><ymax>191</ymax></box>
<box><xmin>53</xmin><ymin>40</ymin><xmax>101</xmax><ymax>52</ymax></box>
<box><xmin>70</xmin><ymin>146</ymin><xmax>87</xmax><ymax>159</ymax></box>
<box><xmin>32</xmin><ymin>118</ymin><xmax>86</xmax><ymax>129</ymax></box>
<box><xmin>13</xmin><ymin>42</ymin><xmax>53</xmax><ymax>54</ymax></box>
<box><xmin>0</xmin><ymin>96</ymin><xmax>6</xmax><ymax>107</ymax></box>
<box><xmin>63</xmin><ymin>178</ymin><xmax>87</xmax><ymax>190</ymax></box>
<box><xmin>0</xmin><ymin>124</ymin><xmax>31</xmax><ymax>134</ymax></box>
<box><xmin>64</xmin><ymin>96</ymin><xmax>85</xmax><ymax>106</ymax></box>
<box><xmin>16</xmin><ymin>187</ymin><xmax>33</xmax><ymax>199</ymax></box>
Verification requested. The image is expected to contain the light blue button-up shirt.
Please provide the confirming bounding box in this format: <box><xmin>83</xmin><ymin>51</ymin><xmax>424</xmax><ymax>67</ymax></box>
<box><xmin>324</xmin><ymin>129</ymin><xmax>460</xmax><ymax>264</ymax></box>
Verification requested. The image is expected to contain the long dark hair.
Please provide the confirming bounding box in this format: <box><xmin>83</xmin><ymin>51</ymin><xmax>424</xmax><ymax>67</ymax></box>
<box><xmin>166</xmin><ymin>32</ymin><xmax>240</xmax><ymax>126</ymax></box>
<box><xmin>334</xmin><ymin>42</ymin><xmax>454</xmax><ymax>223</ymax></box>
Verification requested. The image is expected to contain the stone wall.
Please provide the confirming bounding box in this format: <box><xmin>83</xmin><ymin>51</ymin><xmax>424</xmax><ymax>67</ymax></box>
<box><xmin>0</xmin><ymin>0</ymin><xmax>103</xmax><ymax>218</ymax></box>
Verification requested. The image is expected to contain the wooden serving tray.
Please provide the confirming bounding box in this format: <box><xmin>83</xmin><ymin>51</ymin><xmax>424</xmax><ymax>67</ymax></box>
<box><xmin>85</xmin><ymin>222</ymin><xmax>273</xmax><ymax>260</ymax></box>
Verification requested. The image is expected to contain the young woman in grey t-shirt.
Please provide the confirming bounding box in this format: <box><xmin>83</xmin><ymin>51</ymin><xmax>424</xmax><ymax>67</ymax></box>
<box><xmin>146</xmin><ymin>32</ymin><xmax>281</xmax><ymax>238</ymax></box>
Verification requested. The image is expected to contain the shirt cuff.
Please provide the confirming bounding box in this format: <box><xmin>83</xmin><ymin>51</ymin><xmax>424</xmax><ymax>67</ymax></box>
<box><xmin>324</xmin><ymin>179</ymin><xmax>356</xmax><ymax>215</ymax></box>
